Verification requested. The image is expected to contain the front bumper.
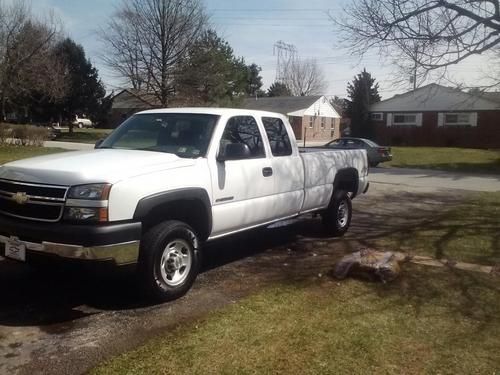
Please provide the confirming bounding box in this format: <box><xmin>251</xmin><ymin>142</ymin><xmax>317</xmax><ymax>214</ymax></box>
<box><xmin>0</xmin><ymin>216</ymin><xmax>142</xmax><ymax>265</ymax></box>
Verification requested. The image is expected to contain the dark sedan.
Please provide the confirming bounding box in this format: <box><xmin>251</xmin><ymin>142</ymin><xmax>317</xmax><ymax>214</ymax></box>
<box><xmin>323</xmin><ymin>138</ymin><xmax>392</xmax><ymax>167</ymax></box>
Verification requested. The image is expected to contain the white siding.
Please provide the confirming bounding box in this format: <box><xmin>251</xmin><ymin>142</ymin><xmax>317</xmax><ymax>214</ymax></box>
<box><xmin>301</xmin><ymin>97</ymin><xmax>341</xmax><ymax>118</ymax></box>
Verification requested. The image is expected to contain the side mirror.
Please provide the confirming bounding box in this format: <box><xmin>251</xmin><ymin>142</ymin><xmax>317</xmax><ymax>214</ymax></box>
<box><xmin>95</xmin><ymin>139</ymin><xmax>104</xmax><ymax>149</ymax></box>
<box><xmin>217</xmin><ymin>143</ymin><xmax>251</xmax><ymax>162</ymax></box>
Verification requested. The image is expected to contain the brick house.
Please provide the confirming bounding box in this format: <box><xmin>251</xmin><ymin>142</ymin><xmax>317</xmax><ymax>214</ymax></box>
<box><xmin>370</xmin><ymin>84</ymin><xmax>500</xmax><ymax>148</ymax></box>
<box><xmin>242</xmin><ymin>96</ymin><xmax>341</xmax><ymax>142</ymax></box>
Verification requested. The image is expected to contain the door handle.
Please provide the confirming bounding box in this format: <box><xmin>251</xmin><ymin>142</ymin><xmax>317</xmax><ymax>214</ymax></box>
<box><xmin>262</xmin><ymin>167</ymin><xmax>273</xmax><ymax>177</ymax></box>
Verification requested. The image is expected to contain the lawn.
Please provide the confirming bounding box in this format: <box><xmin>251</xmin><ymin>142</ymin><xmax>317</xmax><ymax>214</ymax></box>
<box><xmin>386</xmin><ymin>147</ymin><xmax>500</xmax><ymax>174</ymax></box>
<box><xmin>55</xmin><ymin>128</ymin><xmax>113</xmax><ymax>144</ymax></box>
<box><xmin>92</xmin><ymin>192</ymin><xmax>500</xmax><ymax>375</ymax></box>
<box><xmin>0</xmin><ymin>145</ymin><xmax>66</xmax><ymax>165</ymax></box>
<box><xmin>371</xmin><ymin>192</ymin><xmax>500</xmax><ymax>266</ymax></box>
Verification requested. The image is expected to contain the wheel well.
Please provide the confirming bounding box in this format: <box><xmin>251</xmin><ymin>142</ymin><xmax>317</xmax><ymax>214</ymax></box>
<box><xmin>334</xmin><ymin>168</ymin><xmax>359</xmax><ymax>197</ymax></box>
<box><xmin>141</xmin><ymin>199</ymin><xmax>211</xmax><ymax>241</ymax></box>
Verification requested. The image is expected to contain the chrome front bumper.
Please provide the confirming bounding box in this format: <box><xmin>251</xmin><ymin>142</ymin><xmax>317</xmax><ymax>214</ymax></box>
<box><xmin>0</xmin><ymin>235</ymin><xmax>140</xmax><ymax>265</ymax></box>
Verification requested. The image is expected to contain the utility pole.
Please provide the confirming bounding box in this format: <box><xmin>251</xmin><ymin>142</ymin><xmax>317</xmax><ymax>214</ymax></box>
<box><xmin>411</xmin><ymin>45</ymin><xmax>418</xmax><ymax>90</ymax></box>
<box><xmin>273</xmin><ymin>41</ymin><xmax>298</xmax><ymax>84</ymax></box>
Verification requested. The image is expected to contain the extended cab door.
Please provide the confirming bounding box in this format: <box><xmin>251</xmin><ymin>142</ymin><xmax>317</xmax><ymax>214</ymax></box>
<box><xmin>261</xmin><ymin>116</ymin><xmax>304</xmax><ymax>219</ymax></box>
<box><xmin>208</xmin><ymin>115</ymin><xmax>275</xmax><ymax>237</ymax></box>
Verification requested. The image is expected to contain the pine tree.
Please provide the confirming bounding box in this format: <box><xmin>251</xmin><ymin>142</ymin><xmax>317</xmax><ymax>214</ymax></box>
<box><xmin>346</xmin><ymin>69</ymin><xmax>381</xmax><ymax>138</ymax></box>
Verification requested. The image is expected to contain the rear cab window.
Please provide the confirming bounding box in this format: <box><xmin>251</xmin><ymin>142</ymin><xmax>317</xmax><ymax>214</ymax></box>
<box><xmin>262</xmin><ymin>117</ymin><xmax>292</xmax><ymax>157</ymax></box>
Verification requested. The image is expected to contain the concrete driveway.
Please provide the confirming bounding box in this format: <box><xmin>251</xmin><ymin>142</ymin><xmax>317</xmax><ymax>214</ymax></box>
<box><xmin>370</xmin><ymin>167</ymin><xmax>500</xmax><ymax>192</ymax></box>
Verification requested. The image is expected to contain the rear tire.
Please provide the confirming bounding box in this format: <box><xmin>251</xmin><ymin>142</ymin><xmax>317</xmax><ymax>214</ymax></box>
<box><xmin>322</xmin><ymin>190</ymin><xmax>352</xmax><ymax>237</ymax></box>
<box><xmin>137</xmin><ymin>220</ymin><xmax>201</xmax><ymax>302</ymax></box>
<box><xmin>77</xmin><ymin>122</ymin><xmax>83</xmax><ymax>129</ymax></box>
<box><xmin>369</xmin><ymin>161</ymin><xmax>379</xmax><ymax>167</ymax></box>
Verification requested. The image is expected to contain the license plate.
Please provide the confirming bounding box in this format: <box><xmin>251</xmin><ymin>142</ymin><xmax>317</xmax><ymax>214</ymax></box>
<box><xmin>5</xmin><ymin>239</ymin><xmax>26</xmax><ymax>262</ymax></box>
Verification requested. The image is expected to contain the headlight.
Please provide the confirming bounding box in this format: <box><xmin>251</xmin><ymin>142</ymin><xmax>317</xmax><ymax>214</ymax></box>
<box><xmin>63</xmin><ymin>207</ymin><xmax>103</xmax><ymax>222</ymax></box>
<box><xmin>67</xmin><ymin>184</ymin><xmax>111</xmax><ymax>200</ymax></box>
<box><xmin>65</xmin><ymin>184</ymin><xmax>111</xmax><ymax>223</ymax></box>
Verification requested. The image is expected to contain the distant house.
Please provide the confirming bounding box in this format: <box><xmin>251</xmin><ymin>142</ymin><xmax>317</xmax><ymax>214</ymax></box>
<box><xmin>242</xmin><ymin>96</ymin><xmax>341</xmax><ymax>142</ymax></box>
<box><xmin>109</xmin><ymin>89</ymin><xmax>159</xmax><ymax>128</ymax></box>
<box><xmin>370</xmin><ymin>84</ymin><xmax>500</xmax><ymax>148</ymax></box>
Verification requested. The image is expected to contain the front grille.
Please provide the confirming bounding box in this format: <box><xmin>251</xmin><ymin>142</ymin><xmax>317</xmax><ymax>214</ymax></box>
<box><xmin>0</xmin><ymin>179</ymin><xmax>68</xmax><ymax>222</ymax></box>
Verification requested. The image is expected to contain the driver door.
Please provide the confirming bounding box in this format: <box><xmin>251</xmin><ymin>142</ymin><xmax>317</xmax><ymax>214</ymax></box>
<box><xmin>209</xmin><ymin>116</ymin><xmax>275</xmax><ymax>238</ymax></box>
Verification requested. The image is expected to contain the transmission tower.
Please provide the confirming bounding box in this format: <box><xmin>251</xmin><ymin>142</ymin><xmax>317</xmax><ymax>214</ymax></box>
<box><xmin>273</xmin><ymin>41</ymin><xmax>298</xmax><ymax>83</ymax></box>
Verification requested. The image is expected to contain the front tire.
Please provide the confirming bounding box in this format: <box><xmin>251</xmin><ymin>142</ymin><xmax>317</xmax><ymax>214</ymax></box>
<box><xmin>322</xmin><ymin>190</ymin><xmax>352</xmax><ymax>237</ymax></box>
<box><xmin>138</xmin><ymin>220</ymin><xmax>201</xmax><ymax>302</ymax></box>
<box><xmin>77</xmin><ymin>122</ymin><xmax>83</xmax><ymax>129</ymax></box>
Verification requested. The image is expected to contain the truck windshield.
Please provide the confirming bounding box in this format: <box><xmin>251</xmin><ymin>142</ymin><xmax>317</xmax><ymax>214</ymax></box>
<box><xmin>98</xmin><ymin>113</ymin><xmax>220</xmax><ymax>158</ymax></box>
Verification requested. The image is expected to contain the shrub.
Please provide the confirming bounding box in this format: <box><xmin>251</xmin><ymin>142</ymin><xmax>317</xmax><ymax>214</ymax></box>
<box><xmin>0</xmin><ymin>123</ymin><xmax>12</xmax><ymax>145</ymax></box>
<box><xmin>10</xmin><ymin>125</ymin><xmax>49</xmax><ymax>146</ymax></box>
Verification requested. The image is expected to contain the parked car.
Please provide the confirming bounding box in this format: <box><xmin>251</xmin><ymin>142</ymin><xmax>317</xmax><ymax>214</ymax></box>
<box><xmin>0</xmin><ymin>108</ymin><xmax>369</xmax><ymax>302</ymax></box>
<box><xmin>323</xmin><ymin>137</ymin><xmax>392</xmax><ymax>167</ymax></box>
<box><xmin>72</xmin><ymin>115</ymin><xmax>93</xmax><ymax>128</ymax></box>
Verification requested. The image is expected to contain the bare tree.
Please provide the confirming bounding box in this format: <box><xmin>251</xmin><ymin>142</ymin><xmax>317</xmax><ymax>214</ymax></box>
<box><xmin>100</xmin><ymin>0</ymin><xmax>207</xmax><ymax>106</ymax></box>
<box><xmin>0</xmin><ymin>1</ymin><xmax>63</xmax><ymax>119</ymax></box>
<box><xmin>99</xmin><ymin>7</ymin><xmax>146</xmax><ymax>91</ymax></box>
<box><xmin>336</xmin><ymin>0</ymin><xmax>500</xmax><ymax>87</ymax></box>
<box><xmin>285</xmin><ymin>58</ymin><xmax>327</xmax><ymax>96</ymax></box>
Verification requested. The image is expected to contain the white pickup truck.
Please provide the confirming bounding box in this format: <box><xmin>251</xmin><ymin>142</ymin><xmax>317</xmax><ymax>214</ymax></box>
<box><xmin>0</xmin><ymin>108</ymin><xmax>369</xmax><ymax>301</ymax></box>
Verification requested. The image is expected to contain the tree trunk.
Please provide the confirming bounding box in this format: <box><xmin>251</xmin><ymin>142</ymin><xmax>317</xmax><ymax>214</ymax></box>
<box><xmin>1</xmin><ymin>92</ymin><xmax>6</xmax><ymax>122</ymax></box>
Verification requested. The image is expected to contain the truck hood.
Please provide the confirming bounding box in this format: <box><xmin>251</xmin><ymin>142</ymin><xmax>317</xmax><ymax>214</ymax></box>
<box><xmin>0</xmin><ymin>149</ymin><xmax>196</xmax><ymax>186</ymax></box>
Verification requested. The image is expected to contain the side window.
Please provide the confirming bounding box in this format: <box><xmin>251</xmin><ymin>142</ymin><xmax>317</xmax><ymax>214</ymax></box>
<box><xmin>262</xmin><ymin>117</ymin><xmax>293</xmax><ymax>157</ymax></box>
<box><xmin>220</xmin><ymin>116</ymin><xmax>265</xmax><ymax>159</ymax></box>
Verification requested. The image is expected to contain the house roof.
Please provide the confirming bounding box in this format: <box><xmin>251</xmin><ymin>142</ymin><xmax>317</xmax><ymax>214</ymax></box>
<box><xmin>242</xmin><ymin>96</ymin><xmax>340</xmax><ymax>118</ymax></box>
<box><xmin>242</xmin><ymin>96</ymin><xmax>321</xmax><ymax>114</ymax></box>
<box><xmin>481</xmin><ymin>92</ymin><xmax>500</xmax><ymax>103</ymax></box>
<box><xmin>111</xmin><ymin>89</ymin><xmax>160</xmax><ymax>110</ymax></box>
<box><xmin>371</xmin><ymin>83</ymin><xmax>500</xmax><ymax>112</ymax></box>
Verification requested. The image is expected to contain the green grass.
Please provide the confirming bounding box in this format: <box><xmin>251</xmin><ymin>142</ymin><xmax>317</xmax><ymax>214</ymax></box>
<box><xmin>374</xmin><ymin>192</ymin><xmax>500</xmax><ymax>266</ymax></box>
<box><xmin>385</xmin><ymin>147</ymin><xmax>500</xmax><ymax>174</ymax></box>
<box><xmin>92</xmin><ymin>192</ymin><xmax>500</xmax><ymax>375</ymax></box>
<box><xmin>0</xmin><ymin>145</ymin><xmax>66</xmax><ymax>165</ymax></box>
<box><xmin>56</xmin><ymin>128</ymin><xmax>113</xmax><ymax>144</ymax></box>
<box><xmin>93</xmin><ymin>268</ymin><xmax>500</xmax><ymax>375</ymax></box>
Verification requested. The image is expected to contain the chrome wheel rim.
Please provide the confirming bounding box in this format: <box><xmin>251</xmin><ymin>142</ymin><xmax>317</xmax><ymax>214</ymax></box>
<box><xmin>160</xmin><ymin>239</ymin><xmax>192</xmax><ymax>286</ymax></box>
<box><xmin>337</xmin><ymin>200</ymin><xmax>349</xmax><ymax>228</ymax></box>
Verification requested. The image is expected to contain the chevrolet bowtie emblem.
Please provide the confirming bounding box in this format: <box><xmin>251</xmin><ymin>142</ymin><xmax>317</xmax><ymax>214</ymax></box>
<box><xmin>13</xmin><ymin>192</ymin><xmax>29</xmax><ymax>205</ymax></box>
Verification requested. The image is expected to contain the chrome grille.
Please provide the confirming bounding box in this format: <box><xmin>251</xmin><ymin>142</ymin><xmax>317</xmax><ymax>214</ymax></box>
<box><xmin>0</xmin><ymin>179</ymin><xmax>68</xmax><ymax>222</ymax></box>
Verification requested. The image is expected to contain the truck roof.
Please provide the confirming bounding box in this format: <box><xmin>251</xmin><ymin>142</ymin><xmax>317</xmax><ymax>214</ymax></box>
<box><xmin>136</xmin><ymin>107</ymin><xmax>287</xmax><ymax>118</ymax></box>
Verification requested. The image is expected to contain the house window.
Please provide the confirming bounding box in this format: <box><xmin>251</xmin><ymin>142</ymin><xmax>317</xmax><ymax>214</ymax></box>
<box><xmin>442</xmin><ymin>112</ymin><xmax>476</xmax><ymax>126</ymax></box>
<box><xmin>321</xmin><ymin>117</ymin><xmax>325</xmax><ymax>129</ymax></box>
<box><xmin>371</xmin><ymin>112</ymin><xmax>383</xmax><ymax>121</ymax></box>
<box><xmin>392</xmin><ymin>113</ymin><xmax>419</xmax><ymax>126</ymax></box>
<box><xmin>309</xmin><ymin>117</ymin><xmax>313</xmax><ymax>128</ymax></box>
<box><xmin>330</xmin><ymin>118</ymin><xmax>335</xmax><ymax>129</ymax></box>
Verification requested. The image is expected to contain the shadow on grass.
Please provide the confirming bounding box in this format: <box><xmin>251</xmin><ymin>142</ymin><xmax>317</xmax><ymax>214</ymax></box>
<box><xmin>0</xmin><ymin>190</ymin><xmax>498</xmax><ymax>331</ymax></box>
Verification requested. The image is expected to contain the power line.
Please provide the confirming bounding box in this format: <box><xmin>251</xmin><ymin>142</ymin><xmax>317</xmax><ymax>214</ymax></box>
<box><xmin>214</xmin><ymin>23</ymin><xmax>333</xmax><ymax>27</ymax></box>
<box><xmin>211</xmin><ymin>8</ymin><xmax>339</xmax><ymax>12</ymax></box>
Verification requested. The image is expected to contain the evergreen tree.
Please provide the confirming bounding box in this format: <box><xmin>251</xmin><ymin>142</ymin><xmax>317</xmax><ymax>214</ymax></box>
<box><xmin>245</xmin><ymin>63</ymin><xmax>264</xmax><ymax>98</ymax></box>
<box><xmin>267</xmin><ymin>81</ymin><xmax>291</xmax><ymax>97</ymax></box>
<box><xmin>346</xmin><ymin>69</ymin><xmax>381</xmax><ymax>138</ymax></box>
<box><xmin>176</xmin><ymin>30</ymin><xmax>253</xmax><ymax>106</ymax></box>
<box><xmin>54</xmin><ymin>38</ymin><xmax>106</xmax><ymax>132</ymax></box>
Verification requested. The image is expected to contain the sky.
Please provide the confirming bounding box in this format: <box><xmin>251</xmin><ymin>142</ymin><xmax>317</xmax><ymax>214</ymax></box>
<box><xmin>32</xmin><ymin>0</ymin><xmax>495</xmax><ymax>100</ymax></box>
